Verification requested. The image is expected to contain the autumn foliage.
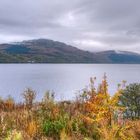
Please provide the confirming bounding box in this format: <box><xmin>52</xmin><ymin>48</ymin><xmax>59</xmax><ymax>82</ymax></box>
<box><xmin>0</xmin><ymin>75</ymin><xmax>140</xmax><ymax>140</ymax></box>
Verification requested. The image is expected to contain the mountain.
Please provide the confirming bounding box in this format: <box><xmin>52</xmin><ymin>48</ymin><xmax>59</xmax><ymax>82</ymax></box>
<box><xmin>95</xmin><ymin>50</ymin><xmax>140</xmax><ymax>63</ymax></box>
<box><xmin>0</xmin><ymin>39</ymin><xmax>98</xmax><ymax>63</ymax></box>
<box><xmin>0</xmin><ymin>39</ymin><xmax>140</xmax><ymax>63</ymax></box>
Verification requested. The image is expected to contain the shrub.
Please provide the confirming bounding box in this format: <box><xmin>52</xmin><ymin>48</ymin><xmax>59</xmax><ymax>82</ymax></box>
<box><xmin>5</xmin><ymin>130</ymin><xmax>22</xmax><ymax>140</ymax></box>
<box><xmin>42</xmin><ymin>119</ymin><xmax>66</xmax><ymax>139</ymax></box>
<box><xmin>119</xmin><ymin>83</ymin><xmax>140</xmax><ymax>119</ymax></box>
<box><xmin>22</xmin><ymin>88</ymin><xmax>36</xmax><ymax>110</ymax></box>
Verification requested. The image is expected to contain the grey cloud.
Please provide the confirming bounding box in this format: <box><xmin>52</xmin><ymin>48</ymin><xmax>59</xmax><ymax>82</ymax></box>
<box><xmin>0</xmin><ymin>0</ymin><xmax>140</xmax><ymax>52</ymax></box>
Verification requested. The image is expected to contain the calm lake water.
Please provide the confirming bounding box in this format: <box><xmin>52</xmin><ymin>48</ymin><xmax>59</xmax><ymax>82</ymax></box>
<box><xmin>0</xmin><ymin>64</ymin><xmax>140</xmax><ymax>101</ymax></box>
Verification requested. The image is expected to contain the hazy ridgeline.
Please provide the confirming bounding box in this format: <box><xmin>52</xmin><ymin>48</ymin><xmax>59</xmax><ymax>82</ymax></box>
<box><xmin>0</xmin><ymin>75</ymin><xmax>140</xmax><ymax>140</ymax></box>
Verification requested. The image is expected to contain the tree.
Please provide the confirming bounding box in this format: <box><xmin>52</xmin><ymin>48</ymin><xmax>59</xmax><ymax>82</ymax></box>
<box><xmin>119</xmin><ymin>83</ymin><xmax>140</xmax><ymax>119</ymax></box>
<box><xmin>81</xmin><ymin>74</ymin><xmax>123</xmax><ymax>126</ymax></box>
<box><xmin>22</xmin><ymin>88</ymin><xmax>36</xmax><ymax>110</ymax></box>
<box><xmin>79</xmin><ymin>75</ymin><xmax>135</xmax><ymax>140</ymax></box>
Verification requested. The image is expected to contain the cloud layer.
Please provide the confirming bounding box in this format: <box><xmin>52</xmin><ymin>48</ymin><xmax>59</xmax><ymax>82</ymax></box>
<box><xmin>0</xmin><ymin>0</ymin><xmax>140</xmax><ymax>52</ymax></box>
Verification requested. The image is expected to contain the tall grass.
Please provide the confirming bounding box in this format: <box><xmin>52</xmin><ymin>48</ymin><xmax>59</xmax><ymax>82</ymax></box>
<box><xmin>0</xmin><ymin>75</ymin><xmax>139</xmax><ymax>140</ymax></box>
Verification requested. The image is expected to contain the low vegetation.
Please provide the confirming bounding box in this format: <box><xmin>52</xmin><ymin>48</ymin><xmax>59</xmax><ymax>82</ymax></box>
<box><xmin>0</xmin><ymin>75</ymin><xmax>140</xmax><ymax>140</ymax></box>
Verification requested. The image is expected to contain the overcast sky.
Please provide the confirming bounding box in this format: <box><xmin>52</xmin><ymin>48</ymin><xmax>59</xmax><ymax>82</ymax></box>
<box><xmin>0</xmin><ymin>0</ymin><xmax>140</xmax><ymax>52</ymax></box>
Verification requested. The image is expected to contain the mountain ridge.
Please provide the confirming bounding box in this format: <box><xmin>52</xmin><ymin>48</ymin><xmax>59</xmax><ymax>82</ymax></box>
<box><xmin>0</xmin><ymin>39</ymin><xmax>140</xmax><ymax>63</ymax></box>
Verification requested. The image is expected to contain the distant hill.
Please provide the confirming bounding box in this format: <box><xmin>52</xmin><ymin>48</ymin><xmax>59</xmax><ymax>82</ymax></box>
<box><xmin>94</xmin><ymin>50</ymin><xmax>140</xmax><ymax>63</ymax></box>
<box><xmin>0</xmin><ymin>39</ymin><xmax>140</xmax><ymax>63</ymax></box>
